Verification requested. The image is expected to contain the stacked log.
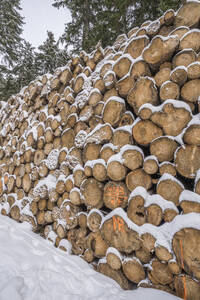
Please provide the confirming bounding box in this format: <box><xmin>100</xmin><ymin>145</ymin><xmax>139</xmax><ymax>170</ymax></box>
<box><xmin>1</xmin><ymin>2</ymin><xmax>200</xmax><ymax>299</ymax></box>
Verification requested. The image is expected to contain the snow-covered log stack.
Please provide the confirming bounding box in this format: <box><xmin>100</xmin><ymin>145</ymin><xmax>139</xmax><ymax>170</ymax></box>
<box><xmin>1</xmin><ymin>1</ymin><xmax>200</xmax><ymax>299</ymax></box>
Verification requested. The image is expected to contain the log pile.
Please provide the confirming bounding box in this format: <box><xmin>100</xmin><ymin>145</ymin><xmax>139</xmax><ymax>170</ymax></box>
<box><xmin>1</xmin><ymin>1</ymin><xmax>200</xmax><ymax>299</ymax></box>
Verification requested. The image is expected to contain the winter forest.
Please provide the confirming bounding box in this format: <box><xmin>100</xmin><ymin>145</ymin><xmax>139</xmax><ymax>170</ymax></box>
<box><xmin>0</xmin><ymin>0</ymin><xmax>182</xmax><ymax>102</ymax></box>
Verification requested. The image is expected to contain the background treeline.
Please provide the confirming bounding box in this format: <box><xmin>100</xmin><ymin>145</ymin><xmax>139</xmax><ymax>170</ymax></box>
<box><xmin>0</xmin><ymin>0</ymin><xmax>183</xmax><ymax>101</ymax></box>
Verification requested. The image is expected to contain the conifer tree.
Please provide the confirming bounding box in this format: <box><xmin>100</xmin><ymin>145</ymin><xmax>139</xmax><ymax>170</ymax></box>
<box><xmin>0</xmin><ymin>0</ymin><xmax>24</xmax><ymax>101</ymax></box>
<box><xmin>13</xmin><ymin>41</ymin><xmax>38</xmax><ymax>91</ymax></box>
<box><xmin>0</xmin><ymin>0</ymin><xmax>24</xmax><ymax>66</ymax></box>
<box><xmin>35</xmin><ymin>31</ymin><xmax>69</xmax><ymax>75</ymax></box>
<box><xmin>53</xmin><ymin>0</ymin><xmax>184</xmax><ymax>54</ymax></box>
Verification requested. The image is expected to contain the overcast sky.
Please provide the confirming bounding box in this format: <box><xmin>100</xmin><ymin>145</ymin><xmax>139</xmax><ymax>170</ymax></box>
<box><xmin>21</xmin><ymin>0</ymin><xmax>71</xmax><ymax>48</ymax></box>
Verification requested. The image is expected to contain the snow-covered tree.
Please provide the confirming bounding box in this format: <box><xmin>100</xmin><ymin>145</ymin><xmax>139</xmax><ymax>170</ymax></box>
<box><xmin>35</xmin><ymin>31</ymin><xmax>69</xmax><ymax>75</ymax></box>
<box><xmin>53</xmin><ymin>0</ymin><xmax>184</xmax><ymax>54</ymax></box>
<box><xmin>0</xmin><ymin>0</ymin><xmax>24</xmax><ymax>66</ymax></box>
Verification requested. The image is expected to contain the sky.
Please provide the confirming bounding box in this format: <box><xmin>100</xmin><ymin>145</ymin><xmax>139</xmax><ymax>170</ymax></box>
<box><xmin>20</xmin><ymin>0</ymin><xmax>71</xmax><ymax>48</ymax></box>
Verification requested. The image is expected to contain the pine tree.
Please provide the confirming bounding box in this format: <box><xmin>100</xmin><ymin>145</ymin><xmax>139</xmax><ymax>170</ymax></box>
<box><xmin>13</xmin><ymin>41</ymin><xmax>38</xmax><ymax>91</ymax></box>
<box><xmin>53</xmin><ymin>0</ymin><xmax>98</xmax><ymax>53</ymax></box>
<box><xmin>159</xmin><ymin>0</ymin><xmax>183</xmax><ymax>14</ymax></box>
<box><xmin>35</xmin><ymin>31</ymin><xmax>69</xmax><ymax>75</ymax></box>
<box><xmin>0</xmin><ymin>0</ymin><xmax>24</xmax><ymax>66</ymax></box>
<box><xmin>0</xmin><ymin>0</ymin><xmax>24</xmax><ymax>101</ymax></box>
<box><xmin>53</xmin><ymin>0</ymin><xmax>184</xmax><ymax>54</ymax></box>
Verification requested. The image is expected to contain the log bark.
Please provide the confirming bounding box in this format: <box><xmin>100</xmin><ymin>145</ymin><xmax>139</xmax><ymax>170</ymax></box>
<box><xmin>143</xmin><ymin>36</ymin><xmax>179</xmax><ymax>69</ymax></box>
<box><xmin>170</xmin><ymin>66</ymin><xmax>187</xmax><ymax>86</ymax></box>
<box><xmin>172</xmin><ymin>49</ymin><xmax>196</xmax><ymax>68</ymax></box>
<box><xmin>101</xmin><ymin>216</ymin><xmax>141</xmax><ymax>253</ymax></box>
<box><xmin>130</xmin><ymin>59</ymin><xmax>151</xmax><ymax>79</ymax></box>
<box><xmin>122</xmin><ymin>259</ymin><xmax>145</xmax><ymax>283</ymax></box>
<box><xmin>126</xmin><ymin>169</ymin><xmax>152</xmax><ymax>192</ymax></box>
<box><xmin>175</xmin><ymin>145</ymin><xmax>200</xmax><ymax>179</ymax></box>
<box><xmin>174</xmin><ymin>275</ymin><xmax>200</xmax><ymax>300</ymax></box>
<box><xmin>113</xmin><ymin>56</ymin><xmax>132</xmax><ymax>79</ymax></box>
<box><xmin>103</xmin><ymin>181</ymin><xmax>129</xmax><ymax>210</ymax></box>
<box><xmin>180</xmin><ymin>30</ymin><xmax>200</xmax><ymax>52</ymax></box>
<box><xmin>157</xmin><ymin>177</ymin><xmax>184</xmax><ymax>206</ymax></box>
<box><xmin>143</xmin><ymin>157</ymin><xmax>158</xmax><ymax>175</ymax></box>
<box><xmin>97</xmin><ymin>263</ymin><xmax>131</xmax><ymax>290</ymax></box>
<box><xmin>127</xmin><ymin>77</ymin><xmax>158</xmax><ymax>115</ymax></box>
<box><xmin>107</xmin><ymin>160</ymin><xmax>126</xmax><ymax>181</ymax></box>
<box><xmin>121</xmin><ymin>146</ymin><xmax>143</xmax><ymax>171</ymax></box>
<box><xmin>160</xmin><ymin>81</ymin><xmax>180</xmax><ymax>102</ymax></box>
<box><xmin>181</xmin><ymin>79</ymin><xmax>200</xmax><ymax>103</ymax></box>
<box><xmin>173</xmin><ymin>228</ymin><xmax>200</xmax><ymax>281</ymax></box>
<box><xmin>150</xmin><ymin>137</ymin><xmax>178</xmax><ymax>162</ymax></box>
<box><xmin>159</xmin><ymin>163</ymin><xmax>177</xmax><ymax>177</ymax></box>
<box><xmin>154</xmin><ymin>68</ymin><xmax>171</xmax><ymax>87</ymax></box>
<box><xmin>149</xmin><ymin>260</ymin><xmax>173</xmax><ymax>285</ymax></box>
<box><xmin>151</xmin><ymin>102</ymin><xmax>192</xmax><ymax>136</ymax></box>
<box><xmin>183</xmin><ymin>124</ymin><xmax>200</xmax><ymax>145</ymax></box>
<box><xmin>125</xmin><ymin>35</ymin><xmax>149</xmax><ymax>59</ymax></box>
<box><xmin>103</xmin><ymin>97</ymin><xmax>125</xmax><ymax>127</ymax></box>
<box><xmin>132</xmin><ymin>120</ymin><xmax>163</xmax><ymax>146</ymax></box>
<box><xmin>87</xmin><ymin>211</ymin><xmax>102</xmax><ymax>233</ymax></box>
<box><xmin>116</xmin><ymin>75</ymin><xmax>134</xmax><ymax>97</ymax></box>
<box><xmin>111</xmin><ymin>129</ymin><xmax>133</xmax><ymax>152</ymax></box>
<box><xmin>81</xmin><ymin>178</ymin><xmax>104</xmax><ymax>209</ymax></box>
<box><xmin>127</xmin><ymin>195</ymin><xmax>146</xmax><ymax>226</ymax></box>
<box><xmin>175</xmin><ymin>1</ymin><xmax>200</xmax><ymax>28</ymax></box>
<box><xmin>146</xmin><ymin>204</ymin><xmax>162</xmax><ymax>226</ymax></box>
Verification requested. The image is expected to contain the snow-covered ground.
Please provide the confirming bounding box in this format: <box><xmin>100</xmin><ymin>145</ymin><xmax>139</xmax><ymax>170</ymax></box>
<box><xmin>0</xmin><ymin>215</ymin><xmax>181</xmax><ymax>300</ymax></box>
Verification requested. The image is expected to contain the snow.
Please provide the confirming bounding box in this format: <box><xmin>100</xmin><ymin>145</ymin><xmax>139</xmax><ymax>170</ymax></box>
<box><xmin>4</xmin><ymin>216</ymin><xmax>153</xmax><ymax>300</ymax></box>
<box><xmin>128</xmin><ymin>186</ymin><xmax>178</xmax><ymax>213</ymax></box>
<box><xmin>161</xmin><ymin>213</ymin><xmax>200</xmax><ymax>245</ymax></box>
<box><xmin>120</xmin><ymin>144</ymin><xmax>144</xmax><ymax>159</ymax></box>
<box><xmin>123</xmin><ymin>256</ymin><xmax>142</xmax><ymax>265</ymax></box>
<box><xmin>146</xmin><ymin>20</ymin><xmax>160</xmax><ymax>34</ymax></box>
<box><xmin>187</xmin><ymin>61</ymin><xmax>200</xmax><ymax>68</ymax></box>
<box><xmin>103</xmin><ymin>96</ymin><xmax>125</xmax><ymax>111</ymax></box>
<box><xmin>144</xmin><ymin>155</ymin><xmax>158</xmax><ymax>164</ymax></box>
<box><xmin>195</xmin><ymin>169</ymin><xmax>200</xmax><ymax>186</ymax></box>
<box><xmin>107</xmin><ymin>153</ymin><xmax>124</xmax><ymax>165</ymax></box>
<box><xmin>86</xmin><ymin>123</ymin><xmax>113</xmax><ymax>144</ymax></box>
<box><xmin>170</xmin><ymin>65</ymin><xmax>188</xmax><ymax>76</ymax></box>
<box><xmin>157</xmin><ymin>173</ymin><xmax>185</xmax><ymax>190</ymax></box>
<box><xmin>139</xmin><ymin>99</ymin><xmax>192</xmax><ymax>115</ymax></box>
<box><xmin>114</xmin><ymin>125</ymin><xmax>132</xmax><ymax>134</ymax></box>
<box><xmin>101</xmin><ymin>143</ymin><xmax>118</xmax><ymax>151</ymax></box>
<box><xmin>88</xmin><ymin>208</ymin><xmax>104</xmax><ymax>219</ymax></box>
<box><xmin>180</xmin><ymin>28</ymin><xmax>200</xmax><ymax>41</ymax></box>
<box><xmin>106</xmin><ymin>247</ymin><xmax>122</xmax><ymax>261</ymax></box>
<box><xmin>179</xmin><ymin>190</ymin><xmax>200</xmax><ymax>204</ymax></box>
<box><xmin>101</xmin><ymin>207</ymin><xmax>200</xmax><ymax>250</ymax></box>
<box><xmin>44</xmin><ymin>149</ymin><xmax>59</xmax><ymax>170</ymax></box>
<box><xmin>33</xmin><ymin>174</ymin><xmax>57</xmax><ymax>195</ymax></box>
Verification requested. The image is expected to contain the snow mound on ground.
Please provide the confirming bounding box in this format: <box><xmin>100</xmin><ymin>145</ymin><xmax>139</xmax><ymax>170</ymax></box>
<box><xmin>0</xmin><ymin>215</ymin><xmax>181</xmax><ymax>300</ymax></box>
